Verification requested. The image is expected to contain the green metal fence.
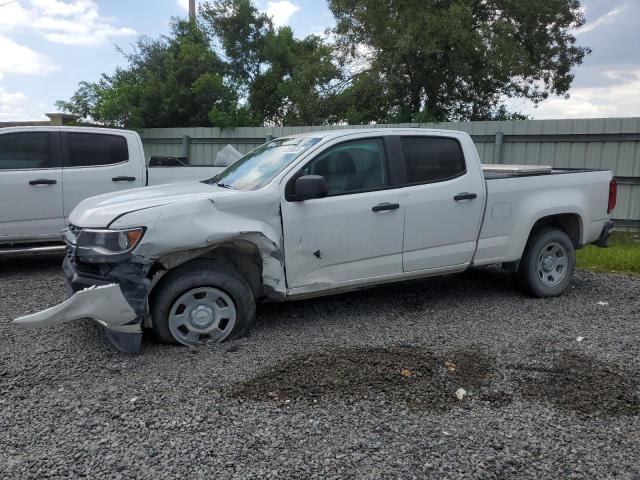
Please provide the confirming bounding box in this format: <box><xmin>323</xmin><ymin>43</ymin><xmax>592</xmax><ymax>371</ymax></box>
<box><xmin>141</xmin><ymin>118</ymin><xmax>640</xmax><ymax>228</ymax></box>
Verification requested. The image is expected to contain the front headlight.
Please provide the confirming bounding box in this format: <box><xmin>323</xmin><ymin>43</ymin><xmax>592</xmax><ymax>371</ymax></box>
<box><xmin>76</xmin><ymin>228</ymin><xmax>145</xmax><ymax>256</ymax></box>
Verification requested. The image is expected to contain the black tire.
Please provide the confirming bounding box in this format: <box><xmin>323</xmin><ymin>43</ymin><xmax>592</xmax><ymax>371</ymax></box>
<box><xmin>151</xmin><ymin>258</ymin><xmax>255</xmax><ymax>345</ymax></box>
<box><xmin>516</xmin><ymin>227</ymin><xmax>576</xmax><ymax>298</ymax></box>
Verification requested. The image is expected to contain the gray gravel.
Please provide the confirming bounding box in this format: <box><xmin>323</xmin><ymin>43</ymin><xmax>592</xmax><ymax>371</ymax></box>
<box><xmin>1</xmin><ymin>252</ymin><xmax>639</xmax><ymax>479</ymax></box>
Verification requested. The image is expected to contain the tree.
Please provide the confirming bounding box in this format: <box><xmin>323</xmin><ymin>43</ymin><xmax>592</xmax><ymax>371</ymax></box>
<box><xmin>329</xmin><ymin>0</ymin><xmax>590</xmax><ymax>122</ymax></box>
<box><xmin>201</xmin><ymin>0</ymin><xmax>344</xmax><ymax>125</ymax></box>
<box><xmin>57</xmin><ymin>20</ymin><xmax>248</xmax><ymax>128</ymax></box>
<box><xmin>58</xmin><ymin>0</ymin><xmax>590</xmax><ymax>127</ymax></box>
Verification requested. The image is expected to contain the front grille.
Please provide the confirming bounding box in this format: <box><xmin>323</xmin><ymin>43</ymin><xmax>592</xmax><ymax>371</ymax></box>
<box><xmin>67</xmin><ymin>253</ymin><xmax>104</xmax><ymax>276</ymax></box>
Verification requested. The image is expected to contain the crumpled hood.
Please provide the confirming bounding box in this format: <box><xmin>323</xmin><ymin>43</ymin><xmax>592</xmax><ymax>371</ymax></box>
<box><xmin>69</xmin><ymin>182</ymin><xmax>235</xmax><ymax>228</ymax></box>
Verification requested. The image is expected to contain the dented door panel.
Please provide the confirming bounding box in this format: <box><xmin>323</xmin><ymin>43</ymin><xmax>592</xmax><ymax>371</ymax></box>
<box><xmin>281</xmin><ymin>191</ymin><xmax>404</xmax><ymax>288</ymax></box>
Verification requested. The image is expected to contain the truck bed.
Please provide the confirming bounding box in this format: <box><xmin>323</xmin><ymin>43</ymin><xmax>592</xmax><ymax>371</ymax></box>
<box><xmin>482</xmin><ymin>164</ymin><xmax>605</xmax><ymax>180</ymax></box>
<box><xmin>473</xmin><ymin>167</ymin><xmax>613</xmax><ymax>267</ymax></box>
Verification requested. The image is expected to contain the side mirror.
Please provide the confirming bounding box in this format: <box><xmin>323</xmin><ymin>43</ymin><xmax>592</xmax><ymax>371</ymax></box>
<box><xmin>294</xmin><ymin>175</ymin><xmax>328</xmax><ymax>201</ymax></box>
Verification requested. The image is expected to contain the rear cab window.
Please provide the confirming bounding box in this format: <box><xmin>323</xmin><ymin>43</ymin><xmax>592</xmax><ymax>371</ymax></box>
<box><xmin>0</xmin><ymin>132</ymin><xmax>53</xmax><ymax>170</ymax></box>
<box><xmin>401</xmin><ymin>136</ymin><xmax>466</xmax><ymax>184</ymax></box>
<box><xmin>66</xmin><ymin>133</ymin><xmax>129</xmax><ymax>167</ymax></box>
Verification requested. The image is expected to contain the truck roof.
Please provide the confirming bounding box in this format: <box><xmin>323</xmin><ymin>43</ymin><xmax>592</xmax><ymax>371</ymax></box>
<box><xmin>0</xmin><ymin>125</ymin><xmax>134</xmax><ymax>135</ymax></box>
<box><xmin>283</xmin><ymin>127</ymin><xmax>465</xmax><ymax>141</ymax></box>
<box><xmin>2</xmin><ymin>125</ymin><xmax>465</xmax><ymax>140</ymax></box>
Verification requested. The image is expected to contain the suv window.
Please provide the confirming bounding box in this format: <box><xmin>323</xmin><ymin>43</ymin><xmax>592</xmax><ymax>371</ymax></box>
<box><xmin>301</xmin><ymin>138</ymin><xmax>388</xmax><ymax>196</ymax></box>
<box><xmin>401</xmin><ymin>137</ymin><xmax>466</xmax><ymax>184</ymax></box>
<box><xmin>0</xmin><ymin>132</ymin><xmax>52</xmax><ymax>170</ymax></box>
<box><xmin>67</xmin><ymin>133</ymin><xmax>129</xmax><ymax>167</ymax></box>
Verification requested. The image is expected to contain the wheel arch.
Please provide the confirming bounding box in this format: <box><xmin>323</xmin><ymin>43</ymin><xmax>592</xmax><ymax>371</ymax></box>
<box><xmin>147</xmin><ymin>234</ymin><xmax>286</xmax><ymax>312</ymax></box>
<box><xmin>528</xmin><ymin>213</ymin><xmax>583</xmax><ymax>248</ymax></box>
<box><xmin>503</xmin><ymin>212</ymin><xmax>583</xmax><ymax>272</ymax></box>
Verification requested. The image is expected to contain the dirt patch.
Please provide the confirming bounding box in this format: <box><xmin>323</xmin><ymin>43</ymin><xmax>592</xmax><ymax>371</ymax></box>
<box><xmin>231</xmin><ymin>347</ymin><xmax>640</xmax><ymax>416</ymax></box>
<box><xmin>513</xmin><ymin>352</ymin><xmax>640</xmax><ymax>417</ymax></box>
<box><xmin>230</xmin><ymin>346</ymin><xmax>503</xmax><ymax>411</ymax></box>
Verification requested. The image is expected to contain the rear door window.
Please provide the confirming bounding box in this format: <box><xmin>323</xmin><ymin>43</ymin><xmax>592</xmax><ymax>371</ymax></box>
<box><xmin>0</xmin><ymin>132</ymin><xmax>52</xmax><ymax>170</ymax></box>
<box><xmin>66</xmin><ymin>133</ymin><xmax>129</xmax><ymax>167</ymax></box>
<box><xmin>401</xmin><ymin>137</ymin><xmax>466</xmax><ymax>184</ymax></box>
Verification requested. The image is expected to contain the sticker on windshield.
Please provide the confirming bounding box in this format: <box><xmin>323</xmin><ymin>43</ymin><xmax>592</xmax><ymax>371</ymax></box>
<box><xmin>279</xmin><ymin>146</ymin><xmax>305</xmax><ymax>153</ymax></box>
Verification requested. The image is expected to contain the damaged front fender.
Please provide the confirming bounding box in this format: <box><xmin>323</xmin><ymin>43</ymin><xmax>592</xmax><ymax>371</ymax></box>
<box><xmin>111</xmin><ymin>186</ymin><xmax>288</xmax><ymax>300</ymax></box>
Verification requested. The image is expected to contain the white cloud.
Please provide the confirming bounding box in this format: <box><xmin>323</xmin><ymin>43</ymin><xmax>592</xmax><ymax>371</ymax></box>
<box><xmin>176</xmin><ymin>0</ymin><xmax>189</xmax><ymax>11</ymax></box>
<box><xmin>32</xmin><ymin>0</ymin><xmax>94</xmax><ymax>16</ymax></box>
<box><xmin>264</xmin><ymin>1</ymin><xmax>300</xmax><ymax>28</ymax></box>
<box><xmin>0</xmin><ymin>84</ymin><xmax>47</xmax><ymax>121</ymax></box>
<box><xmin>0</xmin><ymin>87</ymin><xmax>27</xmax><ymax>107</ymax></box>
<box><xmin>0</xmin><ymin>1</ymin><xmax>31</xmax><ymax>30</ymax></box>
<box><xmin>0</xmin><ymin>1</ymin><xmax>134</xmax><ymax>120</ymax></box>
<box><xmin>520</xmin><ymin>69</ymin><xmax>640</xmax><ymax>119</ymax></box>
<box><xmin>577</xmin><ymin>5</ymin><xmax>624</xmax><ymax>35</ymax></box>
<box><xmin>0</xmin><ymin>0</ymin><xmax>136</xmax><ymax>46</ymax></box>
<box><xmin>0</xmin><ymin>34</ymin><xmax>59</xmax><ymax>76</ymax></box>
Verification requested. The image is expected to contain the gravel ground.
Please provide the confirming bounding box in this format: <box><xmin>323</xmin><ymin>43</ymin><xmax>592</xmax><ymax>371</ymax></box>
<box><xmin>1</xmin><ymin>253</ymin><xmax>639</xmax><ymax>479</ymax></box>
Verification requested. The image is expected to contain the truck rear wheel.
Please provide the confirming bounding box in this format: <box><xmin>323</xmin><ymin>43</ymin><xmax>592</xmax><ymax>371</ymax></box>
<box><xmin>517</xmin><ymin>227</ymin><xmax>575</xmax><ymax>298</ymax></box>
<box><xmin>151</xmin><ymin>259</ymin><xmax>256</xmax><ymax>346</ymax></box>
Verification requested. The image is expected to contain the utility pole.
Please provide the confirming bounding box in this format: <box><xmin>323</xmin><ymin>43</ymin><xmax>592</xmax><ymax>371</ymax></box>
<box><xmin>189</xmin><ymin>0</ymin><xmax>196</xmax><ymax>21</ymax></box>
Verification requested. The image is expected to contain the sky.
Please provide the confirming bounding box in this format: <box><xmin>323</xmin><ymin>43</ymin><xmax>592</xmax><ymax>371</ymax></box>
<box><xmin>0</xmin><ymin>0</ymin><xmax>638</xmax><ymax>122</ymax></box>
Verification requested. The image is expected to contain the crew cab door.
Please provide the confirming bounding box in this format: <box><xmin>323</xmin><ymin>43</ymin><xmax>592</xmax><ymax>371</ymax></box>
<box><xmin>399</xmin><ymin>135</ymin><xmax>485</xmax><ymax>271</ymax></box>
<box><xmin>0</xmin><ymin>130</ymin><xmax>64</xmax><ymax>241</ymax></box>
<box><xmin>281</xmin><ymin>137</ymin><xmax>404</xmax><ymax>289</ymax></box>
<box><xmin>61</xmin><ymin>131</ymin><xmax>142</xmax><ymax>223</ymax></box>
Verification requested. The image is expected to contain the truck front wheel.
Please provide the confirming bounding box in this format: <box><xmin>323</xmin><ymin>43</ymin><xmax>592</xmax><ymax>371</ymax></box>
<box><xmin>517</xmin><ymin>227</ymin><xmax>576</xmax><ymax>298</ymax></box>
<box><xmin>151</xmin><ymin>259</ymin><xmax>256</xmax><ymax>346</ymax></box>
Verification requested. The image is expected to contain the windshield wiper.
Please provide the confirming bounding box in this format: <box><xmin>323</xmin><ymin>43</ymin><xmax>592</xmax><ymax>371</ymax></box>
<box><xmin>216</xmin><ymin>182</ymin><xmax>236</xmax><ymax>190</ymax></box>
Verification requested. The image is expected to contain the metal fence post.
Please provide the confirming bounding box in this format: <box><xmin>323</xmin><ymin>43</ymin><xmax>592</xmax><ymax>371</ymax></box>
<box><xmin>265</xmin><ymin>134</ymin><xmax>275</xmax><ymax>143</ymax></box>
<box><xmin>494</xmin><ymin>131</ymin><xmax>504</xmax><ymax>164</ymax></box>
<box><xmin>182</xmin><ymin>135</ymin><xmax>190</xmax><ymax>163</ymax></box>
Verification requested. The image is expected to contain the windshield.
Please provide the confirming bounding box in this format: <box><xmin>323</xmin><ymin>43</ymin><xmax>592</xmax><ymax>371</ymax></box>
<box><xmin>206</xmin><ymin>136</ymin><xmax>321</xmax><ymax>191</ymax></box>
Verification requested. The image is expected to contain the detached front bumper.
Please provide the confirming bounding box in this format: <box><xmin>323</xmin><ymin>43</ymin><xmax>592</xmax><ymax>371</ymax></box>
<box><xmin>13</xmin><ymin>251</ymin><xmax>153</xmax><ymax>353</ymax></box>
<box><xmin>13</xmin><ymin>283</ymin><xmax>137</xmax><ymax>330</ymax></box>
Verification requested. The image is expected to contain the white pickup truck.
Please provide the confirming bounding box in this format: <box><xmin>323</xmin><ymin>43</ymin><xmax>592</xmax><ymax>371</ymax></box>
<box><xmin>14</xmin><ymin>128</ymin><xmax>616</xmax><ymax>353</ymax></box>
<box><xmin>0</xmin><ymin>126</ymin><xmax>223</xmax><ymax>253</ymax></box>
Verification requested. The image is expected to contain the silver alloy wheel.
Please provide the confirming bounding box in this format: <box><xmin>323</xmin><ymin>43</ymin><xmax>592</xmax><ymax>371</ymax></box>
<box><xmin>536</xmin><ymin>241</ymin><xmax>569</xmax><ymax>287</ymax></box>
<box><xmin>168</xmin><ymin>287</ymin><xmax>237</xmax><ymax>346</ymax></box>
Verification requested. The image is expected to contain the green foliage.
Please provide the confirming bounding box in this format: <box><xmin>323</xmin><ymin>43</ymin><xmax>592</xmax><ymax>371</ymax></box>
<box><xmin>576</xmin><ymin>232</ymin><xmax>640</xmax><ymax>276</ymax></box>
<box><xmin>56</xmin><ymin>20</ymin><xmax>246</xmax><ymax>128</ymax></box>
<box><xmin>202</xmin><ymin>0</ymin><xmax>342</xmax><ymax>125</ymax></box>
<box><xmin>329</xmin><ymin>0</ymin><xmax>589</xmax><ymax>122</ymax></box>
<box><xmin>58</xmin><ymin>0</ymin><xmax>590</xmax><ymax>127</ymax></box>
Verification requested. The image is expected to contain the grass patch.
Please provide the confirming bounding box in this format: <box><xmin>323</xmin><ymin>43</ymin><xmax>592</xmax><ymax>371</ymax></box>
<box><xmin>576</xmin><ymin>231</ymin><xmax>640</xmax><ymax>275</ymax></box>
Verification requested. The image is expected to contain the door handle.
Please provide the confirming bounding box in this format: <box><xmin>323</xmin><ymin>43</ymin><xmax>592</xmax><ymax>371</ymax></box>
<box><xmin>372</xmin><ymin>202</ymin><xmax>400</xmax><ymax>212</ymax></box>
<box><xmin>29</xmin><ymin>179</ymin><xmax>57</xmax><ymax>186</ymax></box>
<box><xmin>112</xmin><ymin>176</ymin><xmax>136</xmax><ymax>182</ymax></box>
<box><xmin>454</xmin><ymin>192</ymin><xmax>477</xmax><ymax>201</ymax></box>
